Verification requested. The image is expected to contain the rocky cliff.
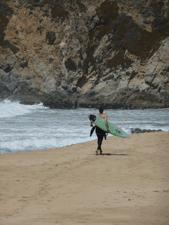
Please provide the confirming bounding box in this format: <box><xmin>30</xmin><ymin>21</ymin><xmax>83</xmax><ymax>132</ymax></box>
<box><xmin>0</xmin><ymin>0</ymin><xmax>169</xmax><ymax>109</ymax></box>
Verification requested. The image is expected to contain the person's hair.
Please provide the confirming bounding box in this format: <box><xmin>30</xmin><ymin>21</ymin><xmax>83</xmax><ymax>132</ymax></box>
<box><xmin>99</xmin><ymin>107</ymin><xmax>104</xmax><ymax>113</ymax></box>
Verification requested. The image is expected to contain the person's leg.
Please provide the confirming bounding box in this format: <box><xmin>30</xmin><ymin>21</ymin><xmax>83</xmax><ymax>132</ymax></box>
<box><xmin>98</xmin><ymin>135</ymin><xmax>103</xmax><ymax>154</ymax></box>
<box><xmin>97</xmin><ymin>134</ymin><xmax>104</xmax><ymax>155</ymax></box>
<box><xmin>96</xmin><ymin>133</ymin><xmax>100</xmax><ymax>155</ymax></box>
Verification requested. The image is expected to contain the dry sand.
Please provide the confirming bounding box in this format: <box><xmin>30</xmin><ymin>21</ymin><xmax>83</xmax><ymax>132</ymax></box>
<box><xmin>0</xmin><ymin>132</ymin><xmax>169</xmax><ymax>225</ymax></box>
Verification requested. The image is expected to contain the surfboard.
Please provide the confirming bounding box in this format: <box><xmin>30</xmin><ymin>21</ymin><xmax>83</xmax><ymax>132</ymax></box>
<box><xmin>88</xmin><ymin>114</ymin><xmax>130</xmax><ymax>138</ymax></box>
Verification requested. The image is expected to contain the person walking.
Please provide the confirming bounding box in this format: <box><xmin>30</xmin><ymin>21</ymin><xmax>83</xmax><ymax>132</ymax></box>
<box><xmin>90</xmin><ymin>107</ymin><xmax>110</xmax><ymax>155</ymax></box>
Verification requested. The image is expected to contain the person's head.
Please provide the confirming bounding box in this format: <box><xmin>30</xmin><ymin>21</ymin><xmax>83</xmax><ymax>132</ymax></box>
<box><xmin>99</xmin><ymin>107</ymin><xmax>104</xmax><ymax>114</ymax></box>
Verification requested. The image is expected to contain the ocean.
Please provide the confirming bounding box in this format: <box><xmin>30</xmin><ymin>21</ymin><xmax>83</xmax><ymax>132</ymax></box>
<box><xmin>0</xmin><ymin>99</ymin><xmax>169</xmax><ymax>154</ymax></box>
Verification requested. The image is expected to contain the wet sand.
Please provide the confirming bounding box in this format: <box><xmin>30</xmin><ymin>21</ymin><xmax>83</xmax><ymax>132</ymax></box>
<box><xmin>1</xmin><ymin>132</ymin><xmax>169</xmax><ymax>225</ymax></box>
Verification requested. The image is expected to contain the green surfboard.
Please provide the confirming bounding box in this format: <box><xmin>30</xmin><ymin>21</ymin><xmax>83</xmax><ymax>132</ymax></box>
<box><xmin>88</xmin><ymin>114</ymin><xmax>130</xmax><ymax>138</ymax></box>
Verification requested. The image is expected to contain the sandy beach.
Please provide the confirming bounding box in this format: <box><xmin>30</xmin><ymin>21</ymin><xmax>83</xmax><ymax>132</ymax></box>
<box><xmin>1</xmin><ymin>132</ymin><xmax>169</xmax><ymax>225</ymax></box>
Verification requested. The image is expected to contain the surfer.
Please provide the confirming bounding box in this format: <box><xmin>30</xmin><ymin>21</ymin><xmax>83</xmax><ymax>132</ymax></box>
<box><xmin>90</xmin><ymin>107</ymin><xmax>110</xmax><ymax>155</ymax></box>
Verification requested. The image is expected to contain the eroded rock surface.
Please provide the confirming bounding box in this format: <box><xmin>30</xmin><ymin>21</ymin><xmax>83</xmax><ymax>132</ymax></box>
<box><xmin>0</xmin><ymin>0</ymin><xmax>169</xmax><ymax>109</ymax></box>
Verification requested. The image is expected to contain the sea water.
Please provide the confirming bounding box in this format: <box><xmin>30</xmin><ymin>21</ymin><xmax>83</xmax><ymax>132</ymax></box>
<box><xmin>0</xmin><ymin>99</ymin><xmax>169</xmax><ymax>154</ymax></box>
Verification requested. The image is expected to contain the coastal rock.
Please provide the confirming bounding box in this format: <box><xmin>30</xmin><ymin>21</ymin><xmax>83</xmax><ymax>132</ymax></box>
<box><xmin>0</xmin><ymin>0</ymin><xmax>169</xmax><ymax>108</ymax></box>
<box><xmin>131</xmin><ymin>128</ymin><xmax>163</xmax><ymax>134</ymax></box>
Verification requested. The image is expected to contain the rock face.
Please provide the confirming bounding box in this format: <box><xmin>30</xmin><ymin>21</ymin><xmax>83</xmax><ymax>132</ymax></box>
<box><xmin>0</xmin><ymin>0</ymin><xmax>169</xmax><ymax>109</ymax></box>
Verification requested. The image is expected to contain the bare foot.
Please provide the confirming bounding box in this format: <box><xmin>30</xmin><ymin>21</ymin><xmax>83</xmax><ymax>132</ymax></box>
<box><xmin>96</xmin><ymin>150</ymin><xmax>99</xmax><ymax>156</ymax></box>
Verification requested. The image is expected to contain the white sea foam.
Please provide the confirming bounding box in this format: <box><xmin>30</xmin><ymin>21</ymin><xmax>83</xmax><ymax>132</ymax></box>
<box><xmin>0</xmin><ymin>136</ymin><xmax>96</xmax><ymax>154</ymax></box>
<box><xmin>0</xmin><ymin>99</ymin><xmax>48</xmax><ymax>118</ymax></box>
<box><xmin>0</xmin><ymin>100</ymin><xmax>169</xmax><ymax>154</ymax></box>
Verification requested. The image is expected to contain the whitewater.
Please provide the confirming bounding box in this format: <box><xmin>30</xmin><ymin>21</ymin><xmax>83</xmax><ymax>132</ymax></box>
<box><xmin>0</xmin><ymin>99</ymin><xmax>169</xmax><ymax>154</ymax></box>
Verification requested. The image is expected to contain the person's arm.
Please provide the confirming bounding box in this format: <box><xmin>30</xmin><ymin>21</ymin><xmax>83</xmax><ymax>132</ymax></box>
<box><xmin>105</xmin><ymin>116</ymin><xmax>109</xmax><ymax>133</ymax></box>
<box><xmin>90</xmin><ymin>121</ymin><xmax>93</xmax><ymax>127</ymax></box>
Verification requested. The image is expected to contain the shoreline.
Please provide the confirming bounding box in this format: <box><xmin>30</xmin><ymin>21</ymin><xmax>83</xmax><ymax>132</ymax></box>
<box><xmin>1</xmin><ymin>132</ymin><xmax>169</xmax><ymax>225</ymax></box>
<box><xmin>1</xmin><ymin>129</ymin><xmax>168</xmax><ymax>155</ymax></box>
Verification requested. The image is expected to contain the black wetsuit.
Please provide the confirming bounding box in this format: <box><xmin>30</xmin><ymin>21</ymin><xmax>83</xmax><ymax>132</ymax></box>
<box><xmin>90</xmin><ymin>126</ymin><xmax>107</xmax><ymax>153</ymax></box>
<box><xmin>96</xmin><ymin>126</ymin><xmax>105</xmax><ymax>152</ymax></box>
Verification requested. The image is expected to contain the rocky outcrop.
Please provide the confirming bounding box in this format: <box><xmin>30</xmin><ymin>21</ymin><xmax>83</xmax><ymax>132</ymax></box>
<box><xmin>0</xmin><ymin>0</ymin><xmax>169</xmax><ymax>109</ymax></box>
<box><xmin>131</xmin><ymin>128</ymin><xmax>162</xmax><ymax>134</ymax></box>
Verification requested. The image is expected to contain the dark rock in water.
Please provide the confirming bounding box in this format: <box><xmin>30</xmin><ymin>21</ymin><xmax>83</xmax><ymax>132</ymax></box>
<box><xmin>131</xmin><ymin>128</ymin><xmax>162</xmax><ymax>134</ymax></box>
